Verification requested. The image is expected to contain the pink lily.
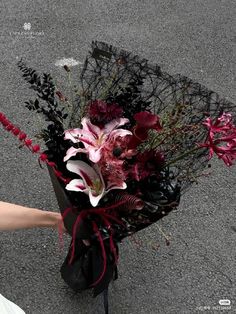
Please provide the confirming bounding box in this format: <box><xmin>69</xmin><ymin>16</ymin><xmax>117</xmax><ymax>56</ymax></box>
<box><xmin>65</xmin><ymin>160</ymin><xmax>127</xmax><ymax>207</ymax></box>
<box><xmin>64</xmin><ymin>117</ymin><xmax>132</xmax><ymax>163</ymax></box>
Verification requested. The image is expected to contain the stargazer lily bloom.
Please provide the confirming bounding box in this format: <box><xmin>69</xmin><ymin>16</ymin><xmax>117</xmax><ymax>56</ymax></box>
<box><xmin>64</xmin><ymin>117</ymin><xmax>132</xmax><ymax>163</ymax></box>
<box><xmin>65</xmin><ymin>160</ymin><xmax>127</xmax><ymax>207</ymax></box>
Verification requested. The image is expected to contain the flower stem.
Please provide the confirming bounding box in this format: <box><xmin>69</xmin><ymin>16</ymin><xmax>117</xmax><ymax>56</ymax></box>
<box><xmin>165</xmin><ymin>146</ymin><xmax>201</xmax><ymax>167</ymax></box>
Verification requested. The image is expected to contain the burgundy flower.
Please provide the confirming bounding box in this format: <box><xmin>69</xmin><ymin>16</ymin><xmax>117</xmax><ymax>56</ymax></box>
<box><xmin>131</xmin><ymin>150</ymin><xmax>165</xmax><ymax>181</ymax></box>
<box><xmin>134</xmin><ymin>111</ymin><xmax>162</xmax><ymax>131</ymax></box>
<box><xmin>128</xmin><ymin>111</ymin><xmax>162</xmax><ymax>149</ymax></box>
<box><xmin>88</xmin><ymin>100</ymin><xmax>123</xmax><ymax>125</ymax></box>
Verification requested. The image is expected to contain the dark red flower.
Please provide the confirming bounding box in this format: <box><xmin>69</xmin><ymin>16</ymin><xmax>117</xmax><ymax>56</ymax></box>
<box><xmin>128</xmin><ymin>111</ymin><xmax>162</xmax><ymax>149</ymax></box>
<box><xmin>88</xmin><ymin>100</ymin><xmax>123</xmax><ymax>125</ymax></box>
<box><xmin>131</xmin><ymin>150</ymin><xmax>165</xmax><ymax>181</ymax></box>
<box><xmin>134</xmin><ymin>111</ymin><xmax>162</xmax><ymax>131</ymax></box>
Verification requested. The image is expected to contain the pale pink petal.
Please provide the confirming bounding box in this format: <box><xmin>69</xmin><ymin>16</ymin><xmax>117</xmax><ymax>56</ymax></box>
<box><xmin>64</xmin><ymin>128</ymin><xmax>96</xmax><ymax>146</ymax></box>
<box><xmin>66</xmin><ymin>160</ymin><xmax>99</xmax><ymax>186</ymax></box>
<box><xmin>81</xmin><ymin>117</ymin><xmax>101</xmax><ymax>139</ymax></box>
<box><xmin>106</xmin><ymin>181</ymin><xmax>127</xmax><ymax>193</ymax></box>
<box><xmin>88</xmin><ymin>147</ymin><xmax>103</xmax><ymax>163</ymax></box>
<box><xmin>104</xmin><ymin>118</ymin><xmax>129</xmax><ymax>133</ymax></box>
<box><xmin>88</xmin><ymin>188</ymin><xmax>105</xmax><ymax>207</ymax></box>
<box><xmin>64</xmin><ymin>129</ymin><xmax>81</xmax><ymax>143</ymax></box>
<box><xmin>109</xmin><ymin>129</ymin><xmax>132</xmax><ymax>139</ymax></box>
<box><xmin>64</xmin><ymin>147</ymin><xmax>81</xmax><ymax>162</ymax></box>
<box><xmin>65</xmin><ymin>179</ymin><xmax>87</xmax><ymax>192</ymax></box>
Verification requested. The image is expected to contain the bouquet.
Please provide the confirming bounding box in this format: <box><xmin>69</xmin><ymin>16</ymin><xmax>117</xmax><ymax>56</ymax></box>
<box><xmin>1</xmin><ymin>41</ymin><xmax>235</xmax><ymax>313</ymax></box>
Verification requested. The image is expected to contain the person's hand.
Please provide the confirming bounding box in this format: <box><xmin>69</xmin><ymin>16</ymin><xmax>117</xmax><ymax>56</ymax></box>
<box><xmin>51</xmin><ymin>212</ymin><xmax>67</xmax><ymax>233</ymax></box>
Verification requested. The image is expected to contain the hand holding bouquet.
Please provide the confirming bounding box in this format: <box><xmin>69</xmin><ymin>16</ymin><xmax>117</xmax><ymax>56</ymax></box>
<box><xmin>1</xmin><ymin>41</ymin><xmax>235</xmax><ymax>313</ymax></box>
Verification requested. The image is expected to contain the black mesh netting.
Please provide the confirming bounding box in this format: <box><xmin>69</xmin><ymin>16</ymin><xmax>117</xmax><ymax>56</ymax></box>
<box><xmin>70</xmin><ymin>41</ymin><xmax>235</xmax><ymax>193</ymax></box>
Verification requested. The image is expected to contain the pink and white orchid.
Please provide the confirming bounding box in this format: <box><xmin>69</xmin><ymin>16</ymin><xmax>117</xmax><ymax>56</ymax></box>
<box><xmin>65</xmin><ymin>160</ymin><xmax>127</xmax><ymax>207</ymax></box>
<box><xmin>64</xmin><ymin>117</ymin><xmax>132</xmax><ymax>163</ymax></box>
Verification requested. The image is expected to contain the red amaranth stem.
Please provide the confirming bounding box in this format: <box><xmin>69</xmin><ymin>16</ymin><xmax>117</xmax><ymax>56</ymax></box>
<box><xmin>91</xmin><ymin>222</ymin><xmax>107</xmax><ymax>287</ymax></box>
<box><xmin>101</xmin><ymin>216</ymin><xmax>118</xmax><ymax>264</ymax></box>
<box><xmin>0</xmin><ymin>112</ymin><xmax>71</xmax><ymax>184</ymax></box>
<box><xmin>1</xmin><ymin>112</ymin><xmax>124</xmax><ymax>286</ymax></box>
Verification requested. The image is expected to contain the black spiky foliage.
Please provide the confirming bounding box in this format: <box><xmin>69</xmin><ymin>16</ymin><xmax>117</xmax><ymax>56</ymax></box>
<box><xmin>17</xmin><ymin>60</ymin><xmax>69</xmax><ymax>161</ymax></box>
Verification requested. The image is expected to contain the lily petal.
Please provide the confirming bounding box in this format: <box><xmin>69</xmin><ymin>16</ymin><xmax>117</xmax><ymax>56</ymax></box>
<box><xmin>64</xmin><ymin>128</ymin><xmax>96</xmax><ymax>146</ymax></box>
<box><xmin>65</xmin><ymin>179</ymin><xmax>88</xmax><ymax>192</ymax></box>
<box><xmin>66</xmin><ymin>160</ymin><xmax>100</xmax><ymax>186</ymax></box>
<box><xmin>106</xmin><ymin>181</ymin><xmax>127</xmax><ymax>192</ymax></box>
<box><xmin>104</xmin><ymin>118</ymin><xmax>129</xmax><ymax>133</ymax></box>
<box><xmin>109</xmin><ymin>129</ymin><xmax>132</xmax><ymax>139</ymax></box>
<box><xmin>88</xmin><ymin>147</ymin><xmax>103</xmax><ymax>163</ymax></box>
<box><xmin>64</xmin><ymin>129</ymin><xmax>81</xmax><ymax>143</ymax></box>
<box><xmin>81</xmin><ymin>117</ymin><xmax>101</xmax><ymax>139</ymax></box>
<box><xmin>88</xmin><ymin>189</ymin><xmax>105</xmax><ymax>207</ymax></box>
<box><xmin>64</xmin><ymin>147</ymin><xmax>80</xmax><ymax>162</ymax></box>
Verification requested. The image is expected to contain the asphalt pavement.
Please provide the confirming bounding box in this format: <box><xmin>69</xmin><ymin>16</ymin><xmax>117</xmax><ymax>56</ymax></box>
<box><xmin>0</xmin><ymin>1</ymin><xmax>236</xmax><ymax>313</ymax></box>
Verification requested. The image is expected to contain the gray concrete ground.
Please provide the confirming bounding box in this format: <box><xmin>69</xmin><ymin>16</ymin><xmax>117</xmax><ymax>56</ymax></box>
<box><xmin>0</xmin><ymin>0</ymin><xmax>236</xmax><ymax>313</ymax></box>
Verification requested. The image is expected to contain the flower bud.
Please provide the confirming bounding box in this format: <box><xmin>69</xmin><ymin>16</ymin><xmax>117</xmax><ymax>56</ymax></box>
<box><xmin>64</xmin><ymin>65</ymin><xmax>70</xmax><ymax>72</ymax></box>
<box><xmin>12</xmin><ymin>127</ymin><xmax>20</xmax><ymax>136</ymax></box>
<box><xmin>6</xmin><ymin>124</ymin><xmax>14</xmax><ymax>131</ymax></box>
<box><xmin>39</xmin><ymin>153</ymin><xmax>48</xmax><ymax>161</ymax></box>
<box><xmin>19</xmin><ymin>132</ymin><xmax>27</xmax><ymax>141</ymax></box>
<box><xmin>25</xmin><ymin>139</ymin><xmax>32</xmax><ymax>146</ymax></box>
<box><xmin>32</xmin><ymin>144</ymin><xmax>40</xmax><ymax>153</ymax></box>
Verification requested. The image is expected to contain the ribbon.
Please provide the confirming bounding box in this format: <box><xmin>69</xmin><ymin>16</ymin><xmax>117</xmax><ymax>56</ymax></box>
<box><xmin>62</xmin><ymin>200</ymin><xmax>127</xmax><ymax>287</ymax></box>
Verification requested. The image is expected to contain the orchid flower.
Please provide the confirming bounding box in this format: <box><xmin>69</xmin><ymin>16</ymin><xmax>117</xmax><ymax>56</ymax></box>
<box><xmin>64</xmin><ymin>117</ymin><xmax>132</xmax><ymax>163</ymax></box>
<box><xmin>65</xmin><ymin>160</ymin><xmax>127</xmax><ymax>207</ymax></box>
